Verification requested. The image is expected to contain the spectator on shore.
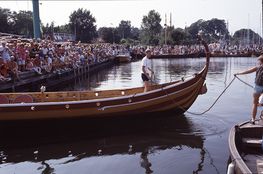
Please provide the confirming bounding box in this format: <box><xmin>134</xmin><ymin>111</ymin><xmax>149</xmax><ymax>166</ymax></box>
<box><xmin>41</xmin><ymin>55</ymin><xmax>52</xmax><ymax>73</ymax></box>
<box><xmin>26</xmin><ymin>58</ymin><xmax>42</xmax><ymax>75</ymax></box>
<box><xmin>0</xmin><ymin>42</ymin><xmax>12</xmax><ymax>63</ymax></box>
<box><xmin>0</xmin><ymin>73</ymin><xmax>10</xmax><ymax>82</ymax></box>
<box><xmin>17</xmin><ymin>43</ymin><xmax>27</xmax><ymax>71</ymax></box>
<box><xmin>8</xmin><ymin>56</ymin><xmax>20</xmax><ymax>81</ymax></box>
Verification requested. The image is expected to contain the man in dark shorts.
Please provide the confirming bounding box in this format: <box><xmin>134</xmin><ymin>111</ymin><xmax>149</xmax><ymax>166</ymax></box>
<box><xmin>141</xmin><ymin>49</ymin><xmax>154</xmax><ymax>92</ymax></box>
<box><xmin>235</xmin><ymin>55</ymin><xmax>263</xmax><ymax>124</ymax></box>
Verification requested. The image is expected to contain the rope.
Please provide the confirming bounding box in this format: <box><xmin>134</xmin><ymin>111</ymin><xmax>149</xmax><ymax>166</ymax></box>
<box><xmin>183</xmin><ymin>76</ymin><xmax>237</xmax><ymax>115</ymax></box>
<box><xmin>235</xmin><ymin>75</ymin><xmax>254</xmax><ymax>88</ymax></box>
<box><xmin>184</xmin><ymin>75</ymin><xmax>255</xmax><ymax>116</ymax></box>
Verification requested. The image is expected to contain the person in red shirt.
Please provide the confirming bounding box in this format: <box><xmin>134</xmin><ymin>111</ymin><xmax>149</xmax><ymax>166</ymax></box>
<box><xmin>17</xmin><ymin>43</ymin><xmax>27</xmax><ymax>71</ymax></box>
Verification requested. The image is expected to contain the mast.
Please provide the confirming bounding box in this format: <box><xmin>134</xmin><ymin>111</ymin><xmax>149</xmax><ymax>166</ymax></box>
<box><xmin>247</xmin><ymin>14</ymin><xmax>250</xmax><ymax>45</ymax></box>
<box><xmin>170</xmin><ymin>13</ymin><xmax>172</xmax><ymax>27</ymax></box>
<box><xmin>164</xmin><ymin>13</ymin><xmax>167</xmax><ymax>45</ymax></box>
<box><xmin>32</xmin><ymin>0</ymin><xmax>41</xmax><ymax>39</ymax></box>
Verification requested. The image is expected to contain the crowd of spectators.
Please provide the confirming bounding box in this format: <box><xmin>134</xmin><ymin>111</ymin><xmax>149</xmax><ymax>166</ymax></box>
<box><xmin>131</xmin><ymin>43</ymin><xmax>263</xmax><ymax>56</ymax></box>
<box><xmin>0</xmin><ymin>38</ymin><xmax>130</xmax><ymax>82</ymax></box>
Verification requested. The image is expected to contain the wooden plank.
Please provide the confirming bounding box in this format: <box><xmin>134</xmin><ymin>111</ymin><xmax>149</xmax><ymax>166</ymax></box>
<box><xmin>257</xmin><ymin>159</ymin><xmax>263</xmax><ymax>174</ymax></box>
<box><xmin>242</xmin><ymin>138</ymin><xmax>262</xmax><ymax>147</ymax></box>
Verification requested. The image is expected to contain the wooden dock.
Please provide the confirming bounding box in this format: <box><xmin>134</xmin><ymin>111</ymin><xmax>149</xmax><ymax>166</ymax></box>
<box><xmin>0</xmin><ymin>60</ymin><xmax>115</xmax><ymax>92</ymax></box>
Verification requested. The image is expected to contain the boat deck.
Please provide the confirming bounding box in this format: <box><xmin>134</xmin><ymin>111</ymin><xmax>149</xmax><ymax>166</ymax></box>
<box><xmin>243</xmin><ymin>154</ymin><xmax>263</xmax><ymax>174</ymax></box>
<box><xmin>239</xmin><ymin>119</ymin><xmax>263</xmax><ymax>174</ymax></box>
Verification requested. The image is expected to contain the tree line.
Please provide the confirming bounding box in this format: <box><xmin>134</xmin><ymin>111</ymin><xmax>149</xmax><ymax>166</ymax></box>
<box><xmin>0</xmin><ymin>7</ymin><xmax>262</xmax><ymax>45</ymax></box>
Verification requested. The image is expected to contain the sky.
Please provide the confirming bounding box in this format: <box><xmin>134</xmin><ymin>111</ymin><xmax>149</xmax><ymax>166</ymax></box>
<box><xmin>0</xmin><ymin>0</ymin><xmax>262</xmax><ymax>36</ymax></box>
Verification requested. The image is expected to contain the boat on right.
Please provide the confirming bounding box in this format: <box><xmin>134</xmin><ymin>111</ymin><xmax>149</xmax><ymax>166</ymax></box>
<box><xmin>228</xmin><ymin>120</ymin><xmax>263</xmax><ymax>174</ymax></box>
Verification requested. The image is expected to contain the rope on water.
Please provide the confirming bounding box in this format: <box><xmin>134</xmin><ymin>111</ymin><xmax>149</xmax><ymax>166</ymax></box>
<box><xmin>183</xmin><ymin>76</ymin><xmax>237</xmax><ymax>116</ymax></box>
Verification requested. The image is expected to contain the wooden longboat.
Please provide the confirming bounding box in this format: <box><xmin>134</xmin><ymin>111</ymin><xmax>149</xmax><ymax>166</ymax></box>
<box><xmin>114</xmin><ymin>54</ymin><xmax>132</xmax><ymax>63</ymax></box>
<box><xmin>0</xmin><ymin>40</ymin><xmax>210</xmax><ymax>121</ymax></box>
<box><xmin>228</xmin><ymin>120</ymin><xmax>263</xmax><ymax>174</ymax></box>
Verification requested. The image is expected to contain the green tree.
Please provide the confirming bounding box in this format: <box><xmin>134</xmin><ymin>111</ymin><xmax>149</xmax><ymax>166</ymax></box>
<box><xmin>69</xmin><ymin>8</ymin><xmax>97</xmax><ymax>43</ymax></box>
<box><xmin>171</xmin><ymin>28</ymin><xmax>187</xmax><ymax>45</ymax></box>
<box><xmin>57</xmin><ymin>24</ymin><xmax>71</xmax><ymax>33</ymax></box>
<box><xmin>141</xmin><ymin>10</ymin><xmax>162</xmax><ymax>45</ymax></box>
<box><xmin>12</xmin><ymin>11</ymin><xmax>34</xmax><ymax>37</ymax></box>
<box><xmin>161</xmin><ymin>26</ymin><xmax>175</xmax><ymax>45</ymax></box>
<box><xmin>130</xmin><ymin>27</ymin><xmax>140</xmax><ymax>41</ymax></box>
<box><xmin>117</xmin><ymin>20</ymin><xmax>131</xmax><ymax>39</ymax></box>
<box><xmin>42</xmin><ymin>22</ymin><xmax>71</xmax><ymax>35</ymax></box>
<box><xmin>98</xmin><ymin>27</ymin><xmax>119</xmax><ymax>43</ymax></box>
<box><xmin>233</xmin><ymin>29</ymin><xmax>263</xmax><ymax>45</ymax></box>
<box><xmin>186</xmin><ymin>19</ymin><xmax>204</xmax><ymax>42</ymax></box>
<box><xmin>186</xmin><ymin>18</ymin><xmax>229</xmax><ymax>43</ymax></box>
<box><xmin>0</xmin><ymin>8</ymin><xmax>13</xmax><ymax>33</ymax></box>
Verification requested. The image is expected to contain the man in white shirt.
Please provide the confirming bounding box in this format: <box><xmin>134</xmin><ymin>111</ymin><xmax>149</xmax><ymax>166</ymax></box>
<box><xmin>141</xmin><ymin>49</ymin><xmax>154</xmax><ymax>92</ymax></box>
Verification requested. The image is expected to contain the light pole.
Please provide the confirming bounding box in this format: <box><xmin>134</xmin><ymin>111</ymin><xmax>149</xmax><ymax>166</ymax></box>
<box><xmin>32</xmin><ymin>0</ymin><xmax>41</xmax><ymax>39</ymax></box>
<box><xmin>74</xmin><ymin>20</ymin><xmax>77</xmax><ymax>41</ymax></box>
<box><xmin>110</xmin><ymin>23</ymin><xmax>115</xmax><ymax>44</ymax></box>
<box><xmin>164</xmin><ymin>24</ymin><xmax>167</xmax><ymax>45</ymax></box>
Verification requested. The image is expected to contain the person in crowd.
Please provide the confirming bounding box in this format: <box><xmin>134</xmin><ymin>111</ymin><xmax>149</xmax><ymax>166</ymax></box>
<box><xmin>0</xmin><ymin>73</ymin><xmax>10</xmax><ymax>82</ymax></box>
<box><xmin>0</xmin><ymin>42</ymin><xmax>12</xmax><ymax>63</ymax></box>
<box><xmin>0</xmin><ymin>57</ymin><xmax>9</xmax><ymax>78</ymax></box>
<box><xmin>26</xmin><ymin>58</ymin><xmax>42</xmax><ymax>75</ymax></box>
<box><xmin>17</xmin><ymin>43</ymin><xmax>27</xmax><ymax>71</ymax></box>
<box><xmin>8</xmin><ymin>56</ymin><xmax>20</xmax><ymax>81</ymax></box>
<box><xmin>42</xmin><ymin>55</ymin><xmax>52</xmax><ymax>73</ymax></box>
<box><xmin>30</xmin><ymin>42</ymin><xmax>40</xmax><ymax>58</ymax></box>
<box><xmin>235</xmin><ymin>55</ymin><xmax>263</xmax><ymax>124</ymax></box>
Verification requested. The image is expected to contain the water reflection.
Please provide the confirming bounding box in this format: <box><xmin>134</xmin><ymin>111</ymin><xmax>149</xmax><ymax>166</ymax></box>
<box><xmin>61</xmin><ymin>58</ymin><xmax>229</xmax><ymax>92</ymax></box>
<box><xmin>0</xmin><ymin>113</ymin><xmax>205</xmax><ymax>174</ymax></box>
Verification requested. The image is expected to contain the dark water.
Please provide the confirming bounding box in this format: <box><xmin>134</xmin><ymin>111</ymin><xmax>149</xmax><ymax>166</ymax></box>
<box><xmin>0</xmin><ymin>57</ymin><xmax>259</xmax><ymax>174</ymax></box>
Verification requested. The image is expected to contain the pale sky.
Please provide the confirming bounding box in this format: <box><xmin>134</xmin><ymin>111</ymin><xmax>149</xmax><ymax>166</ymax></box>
<box><xmin>0</xmin><ymin>0</ymin><xmax>262</xmax><ymax>36</ymax></box>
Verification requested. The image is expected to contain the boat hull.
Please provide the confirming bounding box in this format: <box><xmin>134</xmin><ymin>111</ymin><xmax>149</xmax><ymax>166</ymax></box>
<box><xmin>114</xmin><ymin>55</ymin><xmax>131</xmax><ymax>63</ymax></box>
<box><xmin>0</xmin><ymin>74</ymin><xmax>204</xmax><ymax>120</ymax></box>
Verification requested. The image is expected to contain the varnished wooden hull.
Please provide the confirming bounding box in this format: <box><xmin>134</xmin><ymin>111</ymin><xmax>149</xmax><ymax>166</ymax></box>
<box><xmin>115</xmin><ymin>55</ymin><xmax>131</xmax><ymax>63</ymax></box>
<box><xmin>0</xmin><ymin>72</ymin><xmax>205</xmax><ymax>120</ymax></box>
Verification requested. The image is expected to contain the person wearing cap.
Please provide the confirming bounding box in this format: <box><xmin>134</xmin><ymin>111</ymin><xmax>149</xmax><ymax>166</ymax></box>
<box><xmin>141</xmin><ymin>48</ymin><xmax>154</xmax><ymax>92</ymax></box>
<box><xmin>235</xmin><ymin>55</ymin><xmax>263</xmax><ymax>124</ymax></box>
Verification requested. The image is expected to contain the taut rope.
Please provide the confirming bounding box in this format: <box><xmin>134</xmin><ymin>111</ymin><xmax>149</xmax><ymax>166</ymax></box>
<box><xmin>235</xmin><ymin>75</ymin><xmax>254</xmax><ymax>89</ymax></box>
<box><xmin>184</xmin><ymin>75</ymin><xmax>254</xmax><ymax>116</ymax></box>
<box><xmin>183</xmin><ymin>76</ymin><xmax>236</xmax><ymax>116</ymax></box>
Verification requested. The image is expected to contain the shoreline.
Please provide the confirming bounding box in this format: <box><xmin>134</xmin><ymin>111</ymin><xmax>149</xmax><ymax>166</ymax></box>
<box><xmin>131</xmin><ymin>52</ymin><xmax>262</xmax><ymax>59</ymax></box>
<box><xmin>0</xmin><ymin>60</ymin><xmax>115</xmax><ymax>93</ymax></box>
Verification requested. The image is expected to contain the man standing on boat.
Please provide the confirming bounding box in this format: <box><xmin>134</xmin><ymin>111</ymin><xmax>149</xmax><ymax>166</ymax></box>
<box><xmin>235</xmin><ymin>55</ymin><xmax>263</xmax><ymax>124</ymax></box>
<box><xmin>141</xmin><ymin>49</ymin><xmax>154</xmax><ymax>92</ymax></box>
